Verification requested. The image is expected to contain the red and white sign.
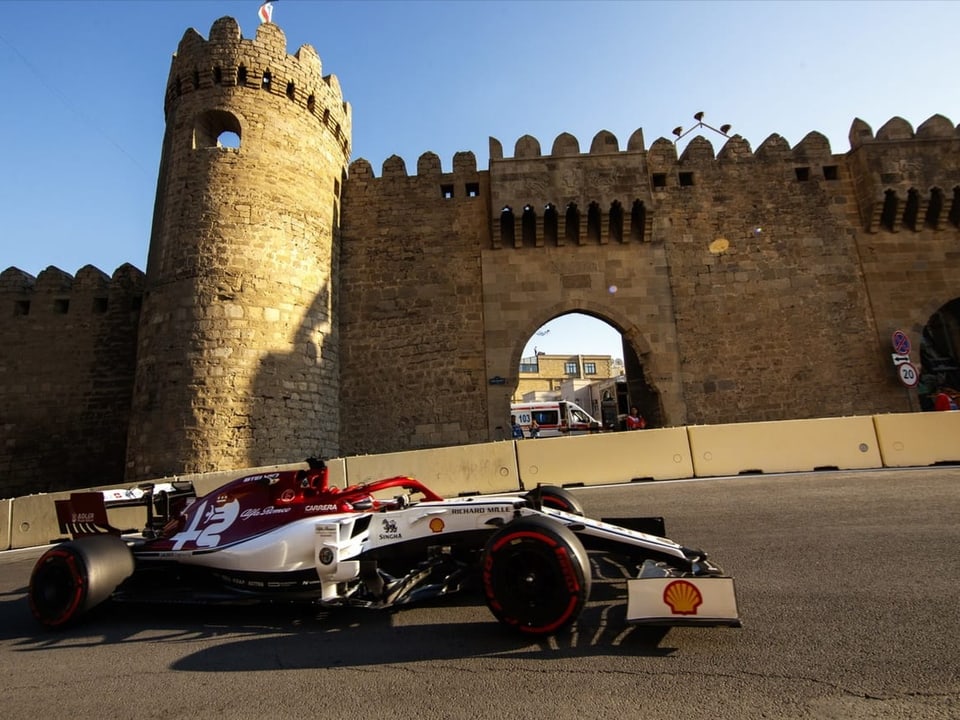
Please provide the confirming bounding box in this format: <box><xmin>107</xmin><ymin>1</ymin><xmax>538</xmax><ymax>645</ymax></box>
<box><xmin>897</xmin><ymin>361</ymin><xmax>919</xmax><ymax>388</ymax></box>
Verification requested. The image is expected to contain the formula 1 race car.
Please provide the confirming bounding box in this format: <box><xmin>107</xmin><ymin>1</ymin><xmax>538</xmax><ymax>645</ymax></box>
<box><xmin>28</xmin><ymin>458</ymin><xmax>741</xmax><ymax>635</ymax></box>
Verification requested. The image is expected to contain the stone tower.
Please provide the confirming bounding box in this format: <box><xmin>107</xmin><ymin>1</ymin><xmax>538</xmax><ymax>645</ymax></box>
<box><xmin>126</xmin><ymin>17</ymin><xmax>351</xmax><ymax>479</ymax></box>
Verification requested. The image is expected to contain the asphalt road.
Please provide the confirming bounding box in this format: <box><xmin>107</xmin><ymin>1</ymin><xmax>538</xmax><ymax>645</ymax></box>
<box><xmin>1</xmin><ymin>467</ymin><xmax>958</xmax><ymax>720</ymax></box>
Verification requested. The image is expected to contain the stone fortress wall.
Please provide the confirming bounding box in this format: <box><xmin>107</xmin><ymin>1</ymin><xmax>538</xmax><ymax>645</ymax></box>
<box><xmin>1</xmin><ymin>15</ymin><xmax>958</xmax><ymax>496</ymax></box>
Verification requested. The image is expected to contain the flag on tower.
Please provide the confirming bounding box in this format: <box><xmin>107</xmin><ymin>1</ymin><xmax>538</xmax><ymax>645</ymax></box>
<box><xmin>258</xmin><ymin>2</ymin><xmax>274</xmax><ymax>24</ymax></box>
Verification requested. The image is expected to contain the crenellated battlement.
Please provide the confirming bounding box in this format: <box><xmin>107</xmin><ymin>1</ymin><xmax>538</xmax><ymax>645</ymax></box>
<box><xmin>0</xmin><ymin>264</ymin><xmax>145</xmax><ymax>318</ymax></box>
<box><xmin>164</xmin><ymin>17</ymin><xmax>351</xmax><ymax>157</ymax></box>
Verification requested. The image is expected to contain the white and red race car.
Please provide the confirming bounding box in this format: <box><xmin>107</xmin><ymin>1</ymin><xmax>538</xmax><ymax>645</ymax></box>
<box><xmin>29</xmin><ymin>458</ymin><xmax>741</xmax><ymax>635</ymax></box>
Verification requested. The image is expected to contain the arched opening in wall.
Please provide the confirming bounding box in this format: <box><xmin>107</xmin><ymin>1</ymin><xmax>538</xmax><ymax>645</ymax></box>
<box><xmin>880</xmin><ymin>189</ymin><xmax>898</xmax><ymax>231</ymax></box>
<box><xmin>919</xmin><ymin>297</ymin><xmax>960</xmax><ymax>410</ymax></box>
<box><xmin>926</xmin><ymin>188</ymin><xmax>943</xmax><ymax>229</ymax></box>
<box><xmin>950</xmin><ymin>187</ymin><xmax>960</xmax><ymax>228</ymax></box>
<box><xmin>543</xmin><ymin>204</ymin><xmax>558</xmax><ymax>245</ymax></box>
<box><xmin>609</xmin><ymin>201</ymin><xmax>623</xmax><ymax>243</ymax></box>
<box><xmin>904</xmin><ymin>188</ymin><xmax>920</xmax><ymax>231</ymax></box>
<box><xmin>587</xmin><ymin>202</ymin><xmax>601</xmax><ymax>243</ymax></box>
<box><xmin>516</xmin><ymin>312</ymin><xmax>662</xmax><ymax>432</ymax></box>
<box><xmin>521</xmin><ymin>205</ymin><xmax>537</xmax><ymax>247</ymax></box>
<box><xmin>500</xmin><ymin>207</ymin><xmax>515</xmax><ymax>246</ymax></box>
<box><xmin>194</xmin><ymin>109</ymin><xmax>242</xmax><ymax>149</ymax></box>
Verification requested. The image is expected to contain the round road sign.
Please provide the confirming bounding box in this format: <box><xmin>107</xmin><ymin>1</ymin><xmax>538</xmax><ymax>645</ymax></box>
<box><xmin>892</xmin><ymin>330</ymin><xmax>911</xmax><ymax>355</ymax></box>
<box><xmin>898</xmin><ymin>361</ymin><xmax>919</xmax><ymax>388</ymax></box>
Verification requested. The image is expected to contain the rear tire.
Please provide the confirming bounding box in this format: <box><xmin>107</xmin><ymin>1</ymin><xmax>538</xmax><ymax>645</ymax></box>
<box><xmin>29</xmin><ymin>535</ymin><xmax>135</xmax><ymax>628</ymax></box>
<box><xmin>481</xmin><ymin>516</ymin><xmax>591</xmax><ymax>635</ymax></box>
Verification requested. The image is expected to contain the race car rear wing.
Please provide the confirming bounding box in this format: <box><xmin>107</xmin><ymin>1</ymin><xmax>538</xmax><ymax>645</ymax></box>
<box><xmin>54</xmin><ymin>482</ymin><xmax>196</xmax><ymax>539</ymax></box>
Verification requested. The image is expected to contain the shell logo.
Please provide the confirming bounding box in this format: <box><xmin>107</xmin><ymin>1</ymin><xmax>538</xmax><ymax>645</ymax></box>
<box><xmin>429</xmin><ymin>517</ymin><xmax>445</xmax><ymax>533</ymax></box>
<box><xmin>662</xmin><ymin>580</ymin><xmax>703</xmax><ymax>615</ymax></box>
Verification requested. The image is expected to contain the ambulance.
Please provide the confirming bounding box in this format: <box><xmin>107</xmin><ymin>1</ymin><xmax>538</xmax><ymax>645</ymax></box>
<box><xmin>510</xmin><ymin>400</ymin><xmax>602</xmax><ymax>438</ymax></box>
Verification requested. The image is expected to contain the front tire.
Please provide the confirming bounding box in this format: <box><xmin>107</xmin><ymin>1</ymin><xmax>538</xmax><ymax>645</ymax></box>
<box><xmin>481</xmin><ymin>516</ymin><xmax>591</xmax><ymax>635</ymax></box>
<box><xmin>524</xmin><ymin>485</ymin><xmax>584</xmax><ymax>516</ymax></box>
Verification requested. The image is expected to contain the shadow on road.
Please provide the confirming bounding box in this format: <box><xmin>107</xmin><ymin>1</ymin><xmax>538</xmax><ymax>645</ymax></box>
<box><xmin>5</xmin><ymin>587</ymin><xmax>675</xmax><ymax>668</ymax></box>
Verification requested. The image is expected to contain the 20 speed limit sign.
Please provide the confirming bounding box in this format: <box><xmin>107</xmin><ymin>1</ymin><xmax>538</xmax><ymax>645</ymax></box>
<box><xmin>897</xmin><ymin>361</ymin><xmax>919</xmax><ymax>388</ymax></box>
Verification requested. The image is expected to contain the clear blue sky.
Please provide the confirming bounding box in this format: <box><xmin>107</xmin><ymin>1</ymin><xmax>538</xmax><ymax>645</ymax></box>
<box><xmin>2</xmin><ymin>1</ymin><xmax>958</xmax><ymax>360</ymax></box>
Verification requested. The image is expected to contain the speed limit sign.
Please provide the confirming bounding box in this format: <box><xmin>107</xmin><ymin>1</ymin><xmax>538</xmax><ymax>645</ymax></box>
<box><xmin>897</xmin><ymin>361</ymin><xmax>919</xmax><ymax>388</ymax></box>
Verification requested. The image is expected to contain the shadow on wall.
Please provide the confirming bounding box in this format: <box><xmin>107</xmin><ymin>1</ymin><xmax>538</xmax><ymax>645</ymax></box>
<box><xmin>250</xmin><ymin>280</ymin><xmax>337</xmax><ymax>466</ymax></box>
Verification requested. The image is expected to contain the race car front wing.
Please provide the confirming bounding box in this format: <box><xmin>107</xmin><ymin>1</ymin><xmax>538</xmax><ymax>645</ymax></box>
<box><xmin>625</xmin><ymin>559</ymin><xmax>741</xmax><ymax>627</ymax></box>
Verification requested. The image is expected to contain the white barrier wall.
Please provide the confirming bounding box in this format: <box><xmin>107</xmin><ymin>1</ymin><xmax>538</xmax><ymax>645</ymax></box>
<box><xmin>1</xmin><ymin>499</ymin><xmax>10</xmax><ymax>552</ymax></box>
<box><xmin>687</xmin><ymin>416</ymin><xmax>883</xmax><ymax>477</ymax></box>
<box><xmin>873</xmin><ymin>412</ymin><xmax>960</xmax><ymax>467</ymax></box>
<box><xmin>7</xmin><ymin>414</ymin><xmax>959</xmax><ymax>552</ymax></box>
<box><xmin>515</xmin><ymin>428</ymin><xmax>695</xmax><ymax>488</ymax></box>
<box><xmin>344</xmin><ymin>442</ymin><xmax>521</xmax><ymax>497</ymax></box>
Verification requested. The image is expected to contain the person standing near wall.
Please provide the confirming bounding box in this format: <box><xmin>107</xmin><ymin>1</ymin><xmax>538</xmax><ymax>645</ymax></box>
<box><xmin>626</xmin><ymin>406</ymin><xmax>646</xmax><ymax>430</ymax></box>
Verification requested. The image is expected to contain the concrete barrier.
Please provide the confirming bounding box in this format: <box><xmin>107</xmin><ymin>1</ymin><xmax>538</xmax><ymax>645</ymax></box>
<box><xmin>177</xmin><ymin>460</ymin><xmax>336</xmax><ymax>497</ymax></box>
<box><xmin>515</xmin><ymin>428</ymin><xmax>695</xmax><ymax>487</ymax></box>
<box><xmin>344</xmin><ymin>442</ymin><xmax>521</xmax><ymax>497</ymax></box>
<box><xmin>873</xmin><ymin>412</ymin><xmax>960</xmax><ymax>467</ymax></box>
<box><xmin>0</xmin><ymin>499</ymin><xmax>11</xmax><ymax>552</ymax></box>
<box><xmin>687</xmin><ymin>416</ymin><xmax>882</xmax><ymax>477</ymax></box>
<box><xmin>11</xmin><ymin>491</ymin><xmax>75</xmax><ymax>550</ymax></box>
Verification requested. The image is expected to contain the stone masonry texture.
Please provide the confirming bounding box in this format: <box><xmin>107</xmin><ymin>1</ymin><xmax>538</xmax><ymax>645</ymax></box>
<box><xmin>0</xmin><ymin>17</ymin><xmax>958</xmax><ymax>495</ymax></box>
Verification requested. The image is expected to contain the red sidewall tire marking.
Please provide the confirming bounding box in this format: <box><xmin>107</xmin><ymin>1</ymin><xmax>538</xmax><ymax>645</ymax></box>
<box><xmin>29</xmin><ymin>548</ymin><xmax>86</xmax><ymax>627</ymax></box>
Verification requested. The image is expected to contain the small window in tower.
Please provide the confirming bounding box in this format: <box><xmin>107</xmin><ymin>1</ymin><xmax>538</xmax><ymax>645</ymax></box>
<box><xmin>195</xmin><ymin>109</ymin><xmax>242</xmax><ymax>150</ymax></box>
<box><xmin>679</xmin><ymin>172</ymin><xmax>694</xmax><ymax>187</ymax></box>
<box><xmin>262</xmin><ymin>70</ymin><xmax>272</xmax><ymax>90</ymax></box>
<box><xmin>323</xmin><ymin>108</ymin><xmax>330</xmax><ymax>125</ymax></box>
<box><xmin>54</xmin><ymin>299</ymin><xmax>69</xmax><ymax>314</ymax></box>
<box><xmin>334</xmin><ymin>178</ymin><xmax>341</xmax><ymax>197</ymax></box>
<box><xmin>238</xmin><ymin>65</ymin><xmax>248</xmax><ymax>85</ymax></box>
<box><xmin>441</xmin><ymin>184</ymin><xmax>454</xmax><ymax>199</ymax></box>
<box><xmin>307</xmin><ymin>94</ymin><xmax>316</xmax><ymax>113</ymax></box>
<box><xmin>286</xmin><ymin>81</ymin><xmax>295</xmax><ymax>100</ymax></box>
<box><xmin>192</xmin><ymin>70</ymin><xmax>200</xmax><ymax>89</ymax></box>
<box><xmin>795</xmin><ymin>167</ymin><xmax>810</xmax><ymax>181</ymax></box>
<box><xmin>93</xmin><ymin>297</ymin><xmax>108</xmax><ymax>314</ymax></box>
<box><xmin>652</xmin><ymin>173</ymin><xmax>667</xmax><ymax>188</ymax></box>
<box><xmin>131</xmin><ymin>296</ymin><xmax>142</xmax><ymax>312</ymax></box>
<box><xmin>213</xmin><ymin>66</ymin><xmax>223</xmax><ymax>85</ymax></box>
<box><xmin>465</xmin><ymin>182</ymin><xmax>479</xmax><ymax>198</ymax></box>
<box><xmin>14</xmin><ymin>300</ymin><xmax>30</xmax><ymax>316</ymax></box>
<box><xmin>823</xmin><ymin>165</ymin><xmax>839</xmax><ymax>180</ymax></box>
